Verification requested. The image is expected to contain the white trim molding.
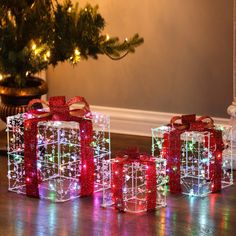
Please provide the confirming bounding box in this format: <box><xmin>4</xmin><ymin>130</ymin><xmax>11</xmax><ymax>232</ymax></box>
<box><xmin>89</xmin><ymin>105</ymin><xmax>230</xmax><ymax>137</ymax></box>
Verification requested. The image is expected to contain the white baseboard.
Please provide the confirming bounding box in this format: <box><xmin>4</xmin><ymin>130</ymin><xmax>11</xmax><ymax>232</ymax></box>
<box><xmin>1</xmin><ymin>104</ymin><xmax>230</xmax><ymax>136</ymax></box>
<box><xmin>90</xmin><ymin>105</ymin><xmax>236</xmax><ymax>169</ymax></box>
<box><xmin>90</xmin><ymin>105</ymin><xmax>230</xmax><ymax>137</ymax></box>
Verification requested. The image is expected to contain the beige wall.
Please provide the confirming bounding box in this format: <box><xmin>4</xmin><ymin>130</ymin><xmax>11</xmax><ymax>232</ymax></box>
<box><xmin>47</xmin><ymin>0</ymin><xmax>233</xmax><ymax>118</ymax></box>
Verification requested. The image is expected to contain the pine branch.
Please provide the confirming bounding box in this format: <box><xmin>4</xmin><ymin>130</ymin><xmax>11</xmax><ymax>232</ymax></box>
<box><xmin>0</xmin><ymin>0</ymin><xmax>144</xmax><ymax>87</ymax></box>
<box><xmin>100</xmin><ymin>34</ymin><xmax>144</xmax><ymax>60</ymax></box>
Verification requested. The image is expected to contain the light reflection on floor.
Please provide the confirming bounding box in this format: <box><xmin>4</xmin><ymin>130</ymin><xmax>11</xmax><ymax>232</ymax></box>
<box><xmin>1</xmin><ymin>184</ymin><xmax>235</xmax><ymax>236</ymax></box>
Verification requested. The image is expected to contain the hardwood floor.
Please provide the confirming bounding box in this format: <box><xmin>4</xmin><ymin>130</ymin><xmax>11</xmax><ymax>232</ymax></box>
<box><xmin>0</xmin><ymin>132</ymin><xmax>235</xmax><ymax>235</ymax></box>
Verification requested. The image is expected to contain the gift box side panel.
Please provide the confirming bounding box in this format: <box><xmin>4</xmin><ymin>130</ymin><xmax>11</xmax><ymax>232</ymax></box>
<box><xmin>215</xmin><ymin>124</ymin><xmax>234</xmax><ymax>188</ymax></box>
<box><xmin>37</xmin><ymin>121</ymin><xmax>82</xmax><ymax>202</ymax></box>
<box><xmin>7</xmin><ymin>113</ymin><xmax>26</xmax><ymax>194</ymax></box>
<box><xmin>92</xmin><ymin>112</ymin><xmax>111</xmax><ymax>192</ymax></box>
<box><xmin>180</xmin><ymin>131</ymin><xmax>212</xmax><ymax>197</ymax></box>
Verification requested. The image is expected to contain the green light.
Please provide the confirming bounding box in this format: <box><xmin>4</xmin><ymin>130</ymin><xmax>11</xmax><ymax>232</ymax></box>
<box><xmin>188</xmin><ymin>142</ymin><xmax>194</xmax><ymax>151</ymax></box>
<box><xmin>14</xmin><ymin>155</ymin><xmax>22</xmax><ymax>162</ymax></box>
<box><xmin>90</xmin><ymin>141</ymin><xmax>96</xmax><ymax>147</ymax></box>
<box><xmin>49</xmin><ymin>156</ymin><xmax>54</xmax><ymax>162</ymax></box>
<box><xmin>173</xmin><ymin>166</ymin><xmax>177</xmax><ymax>171</ymax></box>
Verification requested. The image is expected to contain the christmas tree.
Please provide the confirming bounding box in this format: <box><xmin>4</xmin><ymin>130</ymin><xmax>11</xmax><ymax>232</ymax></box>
<box><xmin>0</xmin><ymin>0</ymin><xmax>143</xmax><ymax>87</ymax></box>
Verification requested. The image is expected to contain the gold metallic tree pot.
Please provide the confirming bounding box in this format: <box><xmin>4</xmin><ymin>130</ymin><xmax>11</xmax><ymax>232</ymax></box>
<box><xmin>0</xmin><ymin>77</ymin><xmax>48</xmax><ymax>122</ymax></box>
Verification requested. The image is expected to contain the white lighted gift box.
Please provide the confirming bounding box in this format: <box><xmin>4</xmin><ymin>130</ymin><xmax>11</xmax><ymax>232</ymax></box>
<box><xmin>152</xmin><ymin>122</ymin><xmax>233</xmax><ymax>197</ymax></box>
<box><xmin>101</xmin><ymin>150</ymin><xmax>167</xmax><ymax>213</ymax></box>
<box><xmin>7</xmin><ymin>106</ymin><xmax>110</xmax><ymax>202</ymax></box>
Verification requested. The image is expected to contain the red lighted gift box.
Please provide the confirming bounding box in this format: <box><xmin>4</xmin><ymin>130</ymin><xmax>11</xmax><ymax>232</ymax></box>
<box><xmin>23</xmin><ymin>96</ymin><xmax>94</xmax><ymax>200</ymax></box>
<box><xmin>102</xmin><ymin>148</ymin><xmax>167</xmax><ymax>213</ymax></box>
<box><xmin>152</xmin><ymin>114</ymin><xmax>224</xmax><ymax>195</ymax></box>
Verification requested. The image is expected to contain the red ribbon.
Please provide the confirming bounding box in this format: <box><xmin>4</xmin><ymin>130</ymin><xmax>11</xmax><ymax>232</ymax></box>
<box><xmin>24</xmin><ymin>96</ymin><xmax>94</xmax><ymax>198</ymax></box>
<box><xmin>166</xmin><ymin>114</ymin><xmax>223</xmax><ymax>194</ymax></box>
<box><xmin>111</xmin><ymin>148</ymin><xmax>157</xmax><ymax>211</ymax></box>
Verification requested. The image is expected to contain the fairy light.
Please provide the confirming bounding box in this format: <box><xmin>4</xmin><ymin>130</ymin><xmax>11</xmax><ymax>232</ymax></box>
<box><xmin>32</xmin><ymin>43</ymin><xmax>36</xmax><ymax>51</ymax></box>
<box><xmin>46</xmin><ymin>51</ymin><xmax>50</xmax><ymax>58</ymax></box>
<box><xmin>74</xmin><ymin>48</ymin><xmax>80</xmax><ymax>56</ymax></box>
<box><xmin>0</xmin><ymin>74</ymin><xmax>3</xmax><ymax>81</ymax></box>
<box><xmin>106</xmin><ymin>34</ymin><xmax>110</xmax><ymax>41</ymax></box>
<box><xmin>44</xmin><ymin>50</ymin><xmax>50</xmax><ymax>61</ymax></box>
<box><xmin>70</xmin><ymin>48</ymin><xmax>81</xmax><ymax>64</ymax></box>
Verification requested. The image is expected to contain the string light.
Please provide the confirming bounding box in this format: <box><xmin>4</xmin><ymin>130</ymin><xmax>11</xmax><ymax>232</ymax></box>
<box><xmin>106</xmin><ymin>34</ymin><xmax>110</xmax><ymax>41</ymax></box>
<box><xmin>46</xmin><ymin>51</ymin><xmax>50</xmax><ymax>57</ymax></box>
<box><xmin>32</xmin><ymin>43</ymin><xmax>36</xmax><ymax>51</ymax></box>
<box><xmin>44</xmin><ymin>50</ymin><xmax>50</xmax><ymax>61</ymax></box>
<box><xmin>70</xmin><ymin>48</ymin><xmax>81</xmax><ymax>64</ymax></box>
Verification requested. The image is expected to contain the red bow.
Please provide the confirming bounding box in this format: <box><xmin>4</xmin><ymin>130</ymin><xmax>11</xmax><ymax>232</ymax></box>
<box><xmin>170</xmin><ymin>114</ymin><xmax>214</xmax><ymax>131</ymax></box>
<box><xmin>115</xmin><ymin>147</ymin><xmax>152</xmax><ymax>163</ymax></box>
<box><xmin>27</xmin><ymin>96</ymin><xmax>91</xmax><ymax>120</ymax></box>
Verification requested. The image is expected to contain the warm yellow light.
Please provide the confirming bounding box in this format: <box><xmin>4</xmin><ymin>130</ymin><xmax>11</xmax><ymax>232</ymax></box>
<box><xmin>106</xmin><ymin>34</ymin><xmax>110</xmax><ymax>41</ymax></box>
<box><xmin>68</xmin><ymin>7</ymin><xmax>72</xmax><ymax>12</ymax></box>
<box><xmin>46</xmin><ymin>51</ymin><xmax>50</xmax><ymax>58</ymax></box>
<box><xmin>74</xmin><ymin>48</ymin><xmax>80</xmax><ymax>56</ymax></box>
<box><xmin>0</xmin><ymin>74</ymin><xmax>3</xmax><ymax>81</ymax></box>
<box><xmin>125</xmin><ymin>37</ymin><xmax>128</xmax><ymax>42</ymax></box>
<box><xmin>32</xmin><ymin>43</ymin><xmax>36</xmax><ymax>50</ymax></box>
<box><xmin>70</xmin><ymin>48</ymin><xmax>81</xmax><ymax>64</ymax></box>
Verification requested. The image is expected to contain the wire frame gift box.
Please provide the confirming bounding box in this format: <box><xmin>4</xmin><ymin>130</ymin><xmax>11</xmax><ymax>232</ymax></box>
<box><xmin>152</xmin><ymin>127</ymin><xmax>213</xmax><ymax>197</ymax></box>
<box><xmin>152</xmin><ymin>114</ymin><xmax>225</xmax><ymax>196</ymax></box>
<box><xmin>7</xmin><ymin>97</ymin><xmax>110</xmax><ymax>202</ymax></box>
<box><xmin>101</xmin><ymin>150</ymin><xmax>167</xmax><ymax>213</ymax></box>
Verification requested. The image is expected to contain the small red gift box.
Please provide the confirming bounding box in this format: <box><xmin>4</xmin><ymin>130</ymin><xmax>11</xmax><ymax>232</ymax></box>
<box><xmin>102</xmin><ymin>148</ymin><xmax>167</xmax><ymax>213</ymax></box>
